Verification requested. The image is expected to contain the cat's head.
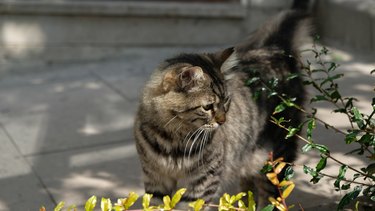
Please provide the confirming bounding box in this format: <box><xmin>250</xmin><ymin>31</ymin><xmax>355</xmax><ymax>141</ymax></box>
<box><xmin>144</xmin><ymin>48</ymin><xmax>235</xmax><ymax>131</ymax></box>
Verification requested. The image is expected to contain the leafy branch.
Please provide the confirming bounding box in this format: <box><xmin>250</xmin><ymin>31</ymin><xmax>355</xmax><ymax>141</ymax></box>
<box><xmin>247</xmin><ymin>39</ymin><xmax>375</xmax><ymax>209</ymax></box>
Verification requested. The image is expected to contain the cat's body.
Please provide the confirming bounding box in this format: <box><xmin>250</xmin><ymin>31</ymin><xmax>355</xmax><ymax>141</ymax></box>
<box><xmin>134</xmin><ymin>11</ymin><xmax>310</xmax><ymax>208</ymax></box>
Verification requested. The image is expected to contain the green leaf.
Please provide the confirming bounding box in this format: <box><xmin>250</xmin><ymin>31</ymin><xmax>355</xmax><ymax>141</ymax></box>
<box><xmin>303</xmin><ymin>165</ymin><xmax>316</xmax><ymax>176</ymax></box>
<box><xmin>365</xmin><ymin>163</ymin><xmax>375</xmax><ymax>175</ymax></box>
<box><xmin>124</xmin><ymin>192</ymin><xmax>139</xmax><ymax>210</ymax></box>
<box><xmin>246</xmin><ymin>77</ymin><xmax>260</xmax><ymax>86</ymax></box>
<box><xmin>284</xmin><ymin>166</ymin><xmax>295</xmax><ymax>180</ymax></box>
<box><xmin>261</xmin><ymin>163</ymin><xmax>273</xmax><ymax>173</ymax></box>
<box><xmin>345</xmin><ymin>132</ymin><xmax>358</xmax><ymax>144</ymax></box>
<box><xmin>359</xmin><ymin>133</ymin><xmax>373</xmax><ymax>145</ymax></box>
<box><xmin>330</xmin><ymin>90</ymin><xmax>342</xmax><ymax>102</ymax></box>
<box><xmin>189</xmin><ymin>199</ymin><xmax>205</xmax><ymax>211</ymax></box>
<box><xmin>338</xmin><ymin>165</ymin><xmax>348</xmax><ymax>178</ymax></box>
<box><xmin>248</xmin><ymin>191</ymin><xmax>256</xmax><ymax>211</ymax></box>
<box><xmin>320</xmin><ymin>74</ymin><xmax>344</xmax><ymax>86</ymax></box>
<box><xmin>54</xmin><ymin>202</ymin><xmax>65</xmax><ymax>211</ymax></box>
<box><xmin>252</xmin><ymin>90</ymin><xmax>260</xmax><ymax>100</ymax></box>
<box><xmin>267</xmin><ymin>92</ymin><xmax>278</xmax><ymax>98</ymax></box>
<box><xmin>337</xmin><ymin>186</ymin><xmax>362</xmax><ymax>210</ymax></box>
<box><xmin>327</xmin><ymin>62</ymin><xmax>338</xmax><ymax>72</ymax></box>
<box><xmin>341</xmin><ymin>183</ymin><xmax>351</xmax><ymax>190</ymax></box>
<box><xmin>260</xmin><ymin>204</ymin><xmax>275</xmax><ymax>211</ymax></box>
<box><xmin>307</xmin><ymin>118</ymin><xmax>316</xmax><ymax>141</ymax></box>
<box><xmin>269</xmin><ymin>77</ymin><xmax>279</xmax><ymax>89</ymax></box>
<box><xmin>285</xmin><ymin>127</ymin><xmax>299</xmax><ymax>139</ymax></box>
<box><xmin>334</xmin><ymin>165</ymin><xmax>348</xmax><ymax>190</ymax></box>
<box><xmin>302</xmin><ymin>143</ymin><xmax>313</xmax><ymax>153</ymax></box>
<box><xmin>352</xmin><ymin>107</ymin><xmax>365</xmax><ymax>129</ymax></box>
<box><xmin>171</xmin><ymin>188</ymin><xmax>186</xmax><ymax>208</ymax></box>
<box><xmin>101</xmin><ymin>198</ymin><xmax>112</xmax><ymax>211</ymax></box>
<box><xmin>273</xmin><ymin>103</ymin><xmax>286</xmax><ymax>114</ymax></box>
<box><xmin>284</xmin><ymin>98</ymin><xmax>297</xmax><ymax>107</ymax></box>
<box><xmin>310</xmin><ymin>95</ymin><xmax>328</xmax><ymax>103</ymax></box>
<box><xmin>85</xmin><ymin>196</ymin><xmax>97</xmax><ymax>211</ymax></box>
<box><xmin>303</xmin><ymin>165</ymin><xmax>322</xmax><ymax>183</ymax></box>
<box><xmin>314</xmin><ymin>144</ymin><xmax>330</xmax><ymax>154</ymax></box>
<box><xmin>142</xmin><ymin>194</ymin><xmax>153</xmax><ymax>210</ymax></box>
<box><xmin>286</xmin><ymin>73</ymin><xmax>299</xmax><ymax>81</ymax></box>
<box><xmin>316</xmin><ymin>156</ymin><xmax>327</xmax><ymax>172</ymax></box>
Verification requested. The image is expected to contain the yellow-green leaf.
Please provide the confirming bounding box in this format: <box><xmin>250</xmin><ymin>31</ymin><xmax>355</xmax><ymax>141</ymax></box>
<box><xmin>189</xmin><ymin>199</ymin><xmax>205</xmax><ymax>211</ymax></box>
<box><xmin>238</xmin><ymin>200</ymin><xmax>246</xmax><ymax>209</ymax></box>
<box><xmin>114</xmin><ymin>205</ymin><xmax>125</xmax><ymax>211</ymax></box>
<box><xmin>124</xmin><ymin>192</ymin><xmax>139</xmax><ymax>210</ymax></box>
<box><xmin>281</xmin><ymin>183</ymin><xmax>295</xmax><ymax>199</ymax></box>
<box><xmin>163</xmin><ymin>195</ymin><xmax>171</xmax><ymax>210</ymax></box>
<box><xmin>274</xmin><ymin>162</ymin><xmax>286</xmax><ymax>174</ymax></box>
<box><xmin>54</xmin><ymin>202</ymin><xmax>65</xmax><ymax>211</ymax></box>
<box><xmin>224</xmin><ymin>193</ymin><xmax>230</xmax><ymax>203</ymax></box>
<box><xmin>101</xmin><ymin>198</ymin><xmax>112</xmax><ymax>211</ymax></box>
<box><xmin>234</xmin><ymin>192</ymin><xmax>246</xmax><ymax>202</ymax></box>
<box><xmin>279</xmin><ymin>180</ymin><xmax>293</xmax><ymax>187</ymax></box>
<box><xmin>171</xmin><ymin>188</ymin><xmax>187</xmax><ymax>208</ymax></box>
<box><xmin>266</xmin><ymin>173</ymin><xmax>279</xmax><ymax>185</ymax></box>
<box><xmin>85</xmin><ymin>196</ymin><xmax>97</xmax><ymax>211</ymax></box>
<box><xmin>248</xmin><ymin>191</ymin><xmax>256</xmax><ymax>211</ymax></box>
<box><xmin>142</xmin><ymin>193</ymin><xmax>153</xmax><ymax>209</ymax></box>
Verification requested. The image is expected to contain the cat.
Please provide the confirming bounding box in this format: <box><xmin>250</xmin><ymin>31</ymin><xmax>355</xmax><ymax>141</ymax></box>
<box><xmin>134</xmin><ymin>10</ymin><xmax>310</xmax><ymax>209</ymax></box>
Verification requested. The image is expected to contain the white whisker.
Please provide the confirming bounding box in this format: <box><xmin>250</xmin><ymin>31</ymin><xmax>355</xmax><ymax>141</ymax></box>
<box><xmin>198</xmin><ymin>129</ymin><xmax>208</xmax><ymax>169</ymax></box>
<box><xmin>183</xmin><ymin>128</ymin><xmax>200</xmax><ymax>166</ymax></box>
<box><xmin>188</xmin><ymin>128</ymin><xmax>205</xmax><ymax>166</ymax></box>
<box><xmin>164</xmin><ymin>115</ymin><xmax>178</xmax><ymax>128</ymax></box>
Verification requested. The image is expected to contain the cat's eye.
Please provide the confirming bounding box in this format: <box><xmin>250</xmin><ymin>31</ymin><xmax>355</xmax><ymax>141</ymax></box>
<box><xmin>202</xmin><ymin>104</ymin><xmax>214</xmax><ymax>111</ymax></box>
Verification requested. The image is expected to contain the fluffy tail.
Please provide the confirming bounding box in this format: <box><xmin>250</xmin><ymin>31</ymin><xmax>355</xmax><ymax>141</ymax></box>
<box><xmin>236</xmin><ymin>10</ymin><xmax>312</xmax><ymax>56</ymax></box>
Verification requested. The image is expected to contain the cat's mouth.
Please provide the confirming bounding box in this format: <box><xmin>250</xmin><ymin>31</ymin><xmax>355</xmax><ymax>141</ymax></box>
<box><xmin>203</xmin><ymin>122</ymin><xmax>219</xmax><ymax>130</ymax></box>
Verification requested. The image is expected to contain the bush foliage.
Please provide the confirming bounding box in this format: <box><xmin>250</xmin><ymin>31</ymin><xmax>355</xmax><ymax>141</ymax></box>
<box><xmin>41</xmin><ymin>42</ymin><xmax>375</xmax><ymax>211</ymax></box>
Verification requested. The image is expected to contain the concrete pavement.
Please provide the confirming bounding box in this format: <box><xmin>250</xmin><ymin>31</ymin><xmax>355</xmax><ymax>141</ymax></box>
<box><xmin>0</xmin><ymin>46</ymin><xmax>374</xmax><ymax>211</ymax></box>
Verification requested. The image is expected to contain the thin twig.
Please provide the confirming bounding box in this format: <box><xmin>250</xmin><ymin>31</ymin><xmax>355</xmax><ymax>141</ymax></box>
<box><xmin>269</xmin><ymin>119</ymin><xmax>372</xmax><ymax>179</ymax></box>
<box><xmin>318</xmin><ymin>172</ymin><xmax>373</xmax><ymax>187</ymax></box>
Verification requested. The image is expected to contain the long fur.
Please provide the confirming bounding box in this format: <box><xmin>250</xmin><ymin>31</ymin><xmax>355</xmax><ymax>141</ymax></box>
<box><xmin>134</xmin><ymin>10</ymin><xmax>311</xmax><ymax>208</ymax></box>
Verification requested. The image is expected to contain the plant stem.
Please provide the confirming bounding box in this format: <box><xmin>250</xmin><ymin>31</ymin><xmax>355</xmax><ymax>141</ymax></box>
<box><xmin>269</xmin><ymin>119</ymin><xmax>372</xmax><ymax>179</ymax></box>
<box><xmin>309</xmin><ymin>44</ymin><xmax>355</xmax><ymax>129</ymax></box>
<box><xmin>318</xmin><ymin>172</ymin><xmax>373</xmax><ymax>187</ymax></box>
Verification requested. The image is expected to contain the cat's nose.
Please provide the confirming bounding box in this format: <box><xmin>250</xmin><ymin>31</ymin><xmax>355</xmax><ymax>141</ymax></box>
<box><xmin>215</xmin><ymin>113</ymin><xmax>226</xmax><ymax>125</ymax></box>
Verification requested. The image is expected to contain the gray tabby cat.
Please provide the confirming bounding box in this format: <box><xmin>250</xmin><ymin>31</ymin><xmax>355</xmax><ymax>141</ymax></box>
<box><xmin>134</xmin><ymin>11</ymin><xmax>310</xmax><ymax>208</ymax></box>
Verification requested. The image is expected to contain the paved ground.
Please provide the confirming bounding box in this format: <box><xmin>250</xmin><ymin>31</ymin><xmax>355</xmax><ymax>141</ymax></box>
<box><xmin>0</xmin><ymin>46</ymin><xmax>373</xmax><ymax>211</ymax></box>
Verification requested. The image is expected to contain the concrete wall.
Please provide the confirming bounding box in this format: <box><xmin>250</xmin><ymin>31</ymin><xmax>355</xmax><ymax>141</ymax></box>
<box><xmin>0</xmin><ymin>0</ymin><xmax>292</xmax><ymax>65</ymax></box>
<box><xmin>315</xmin><ymin>0</ymin><xmax>375</xmax><ymax>52</ymax></box>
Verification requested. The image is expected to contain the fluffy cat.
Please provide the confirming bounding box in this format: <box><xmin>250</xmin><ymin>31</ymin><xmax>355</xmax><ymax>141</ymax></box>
<box><xmin>134</xmin><ymin>10</ymin><xmax>310</xmax><ymax>208</ymax></box>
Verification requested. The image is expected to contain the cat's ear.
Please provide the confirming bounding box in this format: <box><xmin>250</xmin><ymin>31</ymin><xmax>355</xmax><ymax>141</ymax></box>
<box><xmin>177</xmin><ymin>66</ymin><xmax>205</xmax><ymax>92</ymax></box>
<box><xmin>210</xmin><ymin>47</ymin><xmax>235</xmax><ymax>68</ymax></box>
<box><xmin>162</xmin><ymin>66</ymin><xmax>205</xmax><ymax>92</ymax></box>
<box><xmin>162</xmin><ymin>71</ymin><xmax>177</xmax><ymax>92</ymax></box>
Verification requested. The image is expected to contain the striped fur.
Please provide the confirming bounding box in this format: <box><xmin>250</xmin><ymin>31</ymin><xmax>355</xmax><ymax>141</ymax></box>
<box><xmin>134</xmin><ymin>11</ymin><xmax>311</xmax><ymax>208</ymax></box>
